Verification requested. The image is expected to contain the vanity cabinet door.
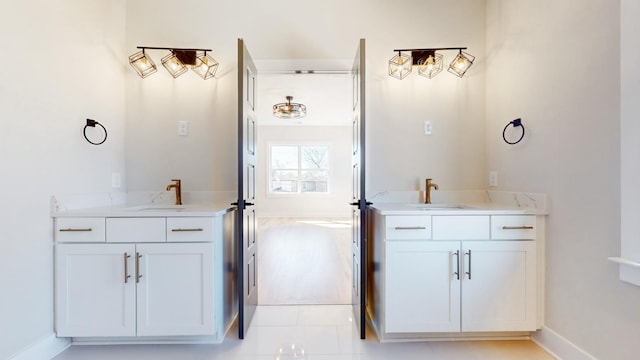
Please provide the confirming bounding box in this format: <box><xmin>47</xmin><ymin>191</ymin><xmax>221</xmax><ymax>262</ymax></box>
<box><xmin>461</xmin><ymin>241</ymin><xmax>537</xmax><ymax>332</ymax></box>
<box><xmin>55</xmin><ymin>244</ymin><xmax>136</xmax><ymax>337</ymax></box>
<box><xmin>136</xmin><ymin>242</ymin><xmax>214</xmax><ymax>336</ymax></box>
<box><xmin>385</xmin><ymin>241</ymin><xmax>461</xmax><ymax>333</ymax></box>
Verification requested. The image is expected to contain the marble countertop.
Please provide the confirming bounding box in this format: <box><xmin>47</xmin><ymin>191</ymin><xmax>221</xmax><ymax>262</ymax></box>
<box><xmin>52</xmin><ymin>202</ymin><xmax>235</xmax><ymax>218</ymax></box>
<box><xmin>370</xmin><ymin>202</ymin><xmax>545</xmax><ymax>216</ymax></box>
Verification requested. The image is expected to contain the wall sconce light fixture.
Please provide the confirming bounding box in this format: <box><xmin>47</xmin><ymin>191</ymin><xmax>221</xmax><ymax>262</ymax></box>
<box><xmin>128</xmin><ymin>46</ymin><xmax>218</xmax><ymax>80</ymax></box>
<box><xmin>273</xmin><ymin>96</ymin><xmax>307</xmax><ymax>119</ymax></box>
<box><xmin>388</xmin><ymin>47</ymin><xmax>475</xmax><ymax>80</ymax></box>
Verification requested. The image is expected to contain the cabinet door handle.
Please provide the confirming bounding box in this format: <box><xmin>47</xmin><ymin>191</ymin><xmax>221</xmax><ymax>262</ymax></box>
<box><xmin>502</xmin><ymin>226</ymin><xmax>534</xmax><ymax>230</ymax></box>
<box><xmin>171</xmin><ymin>228</ymin><xmax>204</xmax><ymax>232</ymax></box>
<box><xmin>394</xmin><ymin>226</ymin><xmax>427</xmax><ymax>230</ymax></box>
<box><xmin>59</xmin><ymin>228</ymin><xmax>92</xmax><ymax>232</ymax></box>
<box><xmin>123</xmin><ymin>253</ymin><xmax>131</xmax><ymax>283</ymax></box>
<box><xmin>453</xmin><ymin>250</ymin><xmax>460</xmax><ymax>280</ymax></box>
<box><xmin>465</xmin><ymin>250</ymin><xmax>472</xmax><ymax>279</ymax></box>
<box><xmin>136</xmin><ymin>252</ymin><xmax>142</xmax><ymax>283</ymax></box>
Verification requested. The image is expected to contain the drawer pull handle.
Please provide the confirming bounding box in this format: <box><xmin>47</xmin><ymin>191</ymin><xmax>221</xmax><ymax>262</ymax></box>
<box><xmin>465</xmin><ymin>250</ymin><xmax>472</xmax><ymax>280</ymax></box>
<box><xmin>59</xmin><ymin>228</ymin><xmax>92</xmax><ymax>232</ymax></box>
<box><xmin>453</xmin><ymin>250</ymin><xmax>460</xmax><ymax>280</ymax></box>
<box><xmin>394</xmin><ymin>226</ymin><xmax>427</xmax><ymax>230</ymax></box>
<box><xmin>136</xmin><ymin>253</ymin><xmax>142</xmax><ymax>283</ymax></box>
<box><xmin>171</xmin><ymin>228</ymin><xmax>204</xmax><ymax>232</ymax></box>
<box><xmin>123</xmin><ymin>253</ymin><xmax>131</xmax><ymax>284</ymax></box>
<box><xmin>502</xmin><ymin>226</ymin><xmax>534</xmax><ymax>230</ymax></box>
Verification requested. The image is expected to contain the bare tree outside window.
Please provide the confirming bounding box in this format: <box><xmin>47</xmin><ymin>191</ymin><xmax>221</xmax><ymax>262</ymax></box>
<box><xmin>270</xmin><ymin>145</ymin><xmax>329</xmax><ymax>194</ymax></box>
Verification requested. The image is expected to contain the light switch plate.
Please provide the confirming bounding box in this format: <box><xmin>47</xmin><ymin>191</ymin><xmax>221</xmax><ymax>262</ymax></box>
<box><xmin>424</xmin><ymin>120</ymin><xmax>432</xmax><ymax>135</ymax></box>
<box><xmin>178</xmin><ymin>121</ymin><xmax>188</xmax><ymax>136</ymax></box>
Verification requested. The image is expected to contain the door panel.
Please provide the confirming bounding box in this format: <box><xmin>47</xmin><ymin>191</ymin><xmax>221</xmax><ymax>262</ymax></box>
<box><xmin>237</xmin><ymin>38</ymin><xmax>258</xmax><ymax>339</ymax></box>
<box><xmin>136</xmin><ymin>243</ymin><xmax>214</xmax><ymax>336</ymax></box>
<box><xmin>350</xmin><ymin>38</ymin><xmax>368</xmax><ymax>339</ymax></box>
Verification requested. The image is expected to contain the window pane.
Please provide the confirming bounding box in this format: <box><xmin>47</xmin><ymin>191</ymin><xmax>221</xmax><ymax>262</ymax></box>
<box><xmin>271</xmin><ymin>170</ymin><xmax>298</xmax><ymax>193</ymax></box>
<box><xmin>271</xmin><ymin>146</ymin><xmax>298</xmax><ymax>169</ymax></box>
<box><xmin>271</xmin><ymin>180</ymin><xmax>298</xmax><ymax>192</ymax></box>
<box><xmin>300</xmin><ymin>170</ymin><xmax>328</xmax><ymax>193</ymax></box>
<box><xmin>301</xmin><ymin>146</ymin><xmax>329</xmax><ymax>169</ymax></box>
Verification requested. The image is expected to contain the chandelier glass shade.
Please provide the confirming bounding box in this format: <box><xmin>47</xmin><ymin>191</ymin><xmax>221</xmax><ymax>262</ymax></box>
<box><xmin>447</xmin><ymin>50</ymin><xmax>475</xmax><ymax>78</ymax></box>
<box><xmin>388</xmin><ymin>51</ymin><xmax>412</xmax><ymax>80</ymax></box>
<box><xmin>161</xmin><ymin>51</ymin><xmax>189</xmax><ymax>78</ymax></box>
<box><xmin>129</xmin><ymin>49</ymin><xmax>157</xmax><ymax>78</ymax></box>
<box><xmin>418</xmin><ymin>53</ymin><xmax>444</xmax><ymax>79</ymax></box>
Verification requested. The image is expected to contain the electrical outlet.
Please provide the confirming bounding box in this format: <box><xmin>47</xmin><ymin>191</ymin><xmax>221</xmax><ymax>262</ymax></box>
<box><xmin>178</xmin><ymin>121</ymin><xmax>188</xmax><ymax>136</ymax></box>
<box><xmin>424</xmin><ymin>120</ymin><xmax>432</xmax><ymax>135</ymax></box>
<box><xmin>489</xmin><ymin>171</ymin><xmax>498</xmax><ymax>187</ymax></box>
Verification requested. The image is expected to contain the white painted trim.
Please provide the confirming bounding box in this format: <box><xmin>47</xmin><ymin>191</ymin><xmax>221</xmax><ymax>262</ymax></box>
<box><xmin>531</xmin><ymin>327</ymin><xmax>597</xmax><ymax>360</ymax></box>
<box><xmin>608</xmin><ymin>257</ymin><xmax>640</xmax><ymax>286</ymax></box>
<box><xmin>8</xmin><ymin>334</ymin><xmax>70</xmax><ymax>360</ymax></box>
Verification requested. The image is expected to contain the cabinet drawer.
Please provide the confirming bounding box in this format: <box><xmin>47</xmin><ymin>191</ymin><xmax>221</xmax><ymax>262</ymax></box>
<box><xmin>386</xmin><ymin>216</ymin><xmax>431</xmax><ymax>240</ymax></box>
<box><xmin>432</xmin><ymin>216</ymin><xmax>490</xmax><ymax>240</ymax></box>
<box><xmin>55</xmin><ymin>218</ymin><xmax>105</xmax><ymax>243</ymax></box>
<box><xmin>491</xmin><ymin>215</ymin><xmax>536</xmax><ymax>240</ymax></box>
<box><xmin>167</xmin><ymin>217</ymin><xmax>214</xmax><ymax>243</ymax></box>
<box><xmin>106</xmin><ymin>218</ymin><xmax>166</xmax><ymax>243</ymax></box>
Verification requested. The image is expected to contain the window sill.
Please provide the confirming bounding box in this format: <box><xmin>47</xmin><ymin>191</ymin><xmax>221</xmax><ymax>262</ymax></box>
<box><xmin>608</xmin><ymin>257</ymin><xmax>640</xmax><ymax>286</ymax></box>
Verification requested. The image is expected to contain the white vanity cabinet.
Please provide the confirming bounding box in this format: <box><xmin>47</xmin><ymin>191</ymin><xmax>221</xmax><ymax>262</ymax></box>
<box><xmin>55</xmin><ymin>216</ymin><xmax>216</xmax><ymax>339</ymax></box>
<box><xmin>372</xmin><ymin>211</ymin><xmax>540</xmax><ymax>340</ymax></box>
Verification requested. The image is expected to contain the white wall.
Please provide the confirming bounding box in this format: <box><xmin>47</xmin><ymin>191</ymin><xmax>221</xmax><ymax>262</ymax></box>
<box><xmin>486</xmin><ymin>1</ymin><xmax>640</xmax><ymax>359</ymax></box>
<box><xmin>0</xmin><ymin>1</ymin><xmax>126</xmax><ymax>358</ymax></box>
<box><xmin>257</xmin><ymin>126</ymin><xmax>352</xmax><ymax>217</ymax></box>
<box><xmin>125</xmin><ymin>0</ymin><xmax>487</xmax><ymax>196</ymax></box>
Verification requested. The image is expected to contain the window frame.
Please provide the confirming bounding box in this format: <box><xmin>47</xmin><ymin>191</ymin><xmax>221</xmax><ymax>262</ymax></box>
<box><xmin>267</xmin><ymin>143</ymin><xmax>331</xmax><ymax>196</ymax></box>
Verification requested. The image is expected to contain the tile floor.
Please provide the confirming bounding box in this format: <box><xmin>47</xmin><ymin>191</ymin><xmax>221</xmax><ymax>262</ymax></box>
<box><xmin>53</xmin><ymin>305</ymin><xmax>556</xmax><ymax>360</ymax></box>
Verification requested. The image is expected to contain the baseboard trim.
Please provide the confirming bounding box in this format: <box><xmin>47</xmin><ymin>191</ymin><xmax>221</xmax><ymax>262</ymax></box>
<box><xmin>531</xmin><ymin>327</ymin><xmax>597</xmax><ymax>360</ymax></box>
<box><xmin>8</xmin><ymin>334</ymin><xmax>71</xmax><ymax>360</ymax></box>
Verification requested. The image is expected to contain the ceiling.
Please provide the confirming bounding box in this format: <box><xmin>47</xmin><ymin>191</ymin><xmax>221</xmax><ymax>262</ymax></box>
<box><xmin>255</xmin><ymin>72</ymin><xmax>353</xmax><ymax>127</ymax></box>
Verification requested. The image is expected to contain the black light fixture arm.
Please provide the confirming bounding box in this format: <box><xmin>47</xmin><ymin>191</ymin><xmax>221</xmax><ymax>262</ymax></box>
<box><xmin>393</xmin><ymin>47</ymin><xmax>467</xmax><ymax>52</ymax></box>
<box><xmin>393</xmin><ymin>48</ymin><xmax>468</xmax><ymax>65</ymax></box>
<box><xmin>136</xmin><ymin>46</ymin><xmax>212</xmax><ymax>52</ymax></box>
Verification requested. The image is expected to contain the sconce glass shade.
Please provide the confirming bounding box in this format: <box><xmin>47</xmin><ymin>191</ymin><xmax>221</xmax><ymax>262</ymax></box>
<box><xmin>418</xmin><ymin>53</ymin><xmax>444</xmax><ymax>79</ymax></box>
<box><xmin>273</xmin><ymin>96</ymin><xmax>307</xmax><ymax>119</ymax></box>
<box><xmin>161</xmin><ymin>52</ymin><xmax>188</xmax><ymax>78</ymax></box>
<box><xmin>192</xmin><ymin>53</ymin><xmax>219</xmax><ymax>80</ymax></box>
<box><xmin>129</xmin><ymin>50</ymin><xmax>157</xmax><ymax>78</ymax></box>
<box><xmin>388</xmin><ymin>52</ymin><xmax>412</xmax><ymax>80</ymax></box>
<box><xmin>448</xmin><ymin>50</ymin><xmax>475</xmax><ymax>77</ymax></box>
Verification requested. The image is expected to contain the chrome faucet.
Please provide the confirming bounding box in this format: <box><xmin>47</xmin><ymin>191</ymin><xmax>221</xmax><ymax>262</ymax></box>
<box><xmin>425</xmin><ymin>178</ymin><xmax>439</xmax><ymax>204</ymax></box>
<box><xmin>166</xmin><ymin>179</ymin><xmax>182</xmax><ymax>205</ymax></box>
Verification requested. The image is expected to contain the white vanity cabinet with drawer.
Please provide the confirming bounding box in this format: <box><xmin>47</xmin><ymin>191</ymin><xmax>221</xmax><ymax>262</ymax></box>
<box><xmin>371</xmin><ymin>210</ymin><xmax>541</xmax><ymax>341</ymax></box>
<box><xmin>55</xmin><ymin>216</ymin><xmax>222</xmax><ymax>340</ymax></box>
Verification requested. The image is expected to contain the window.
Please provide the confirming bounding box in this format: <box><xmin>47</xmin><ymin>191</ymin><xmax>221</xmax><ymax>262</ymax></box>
<box><xmin>270</xmin><ymin>145</ymin><xmax>329</xmax><ymax>194</ymax></box>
